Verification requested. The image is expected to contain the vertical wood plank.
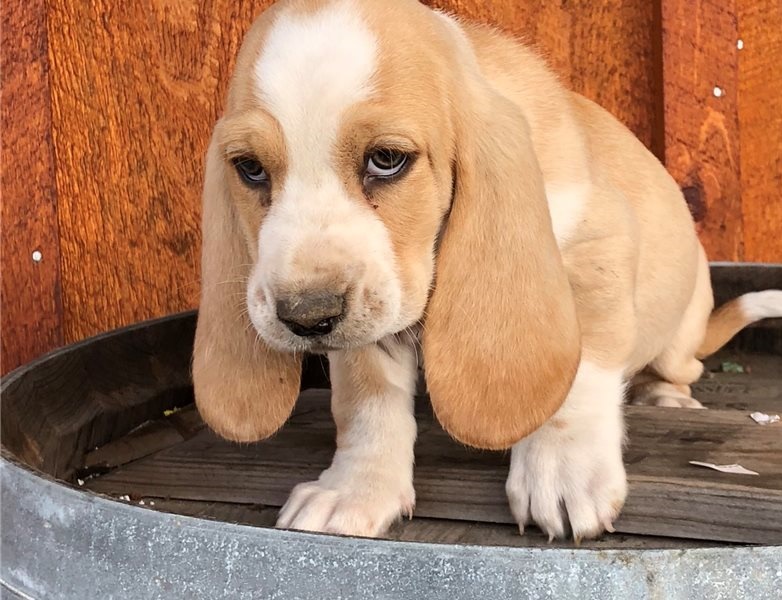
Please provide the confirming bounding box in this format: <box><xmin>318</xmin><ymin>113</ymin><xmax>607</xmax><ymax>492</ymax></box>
<box><xmin>1</xmin><ymin>0</ymin><xmax>64</xmax><ymax>373</ymax></box>
<box><xmin>3</xmin><ymin>0</ymin><xmax>774</xmax><ymax>367</ymax></box>
<box><xmin>737</xmin><ymin>0</ymin><xmax>782</xmax><ymax>263</ymax></box>
<box><xmin>662</xmin><ymin>0</ymin><xmax>743</xmax><ymax>261</ymax></box>
<box><xmin>46</xmin><ymin>0</ymin><xmax>275</xmax><ymax>343</ymax></box>
<box><xmin>424</xmin><ymin>0</ymin><xmax>662</xmax><ymax>157</ymax></box>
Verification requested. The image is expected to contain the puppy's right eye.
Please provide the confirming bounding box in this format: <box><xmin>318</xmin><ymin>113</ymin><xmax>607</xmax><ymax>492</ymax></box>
<box><xmin>366</xmin><ymin>149</ymin><xmax>408</xmax><ymax>179</ymax></box>
<box><xmin>232</xmin><ymin>157</ymin><xmax>268</xmax><ymax>187</ymax></box>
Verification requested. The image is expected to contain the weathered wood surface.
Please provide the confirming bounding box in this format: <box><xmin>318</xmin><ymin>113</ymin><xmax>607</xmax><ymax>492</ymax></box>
<box><xmin>0</xmin><ymin>316</ymin><xmax>197</xmax><ymax>480</ymax></box>
<box><xmin>0</xmin><ymin>0</ymin><xmax>64</xmax><ymax>373</ymax></box>
<box><xmin>2</xmin><ymin>0</ymin><xmax>779</xmax><ymax>376</ymax></box>
<box><xmin>0</xmin><ymin>311</ymin><xmax>329</xmax><ymax>480</ymax></box>
<box><xmin>2</xmin><ymin>269</ymin><xmax>780</xmax><ymax>547</ymax></box>
<box><xmin>424</xmin><ymin>0</ymin><xmax>663</xmax><ymax>156</ymax></box>
<box><xmin>146</xmin><ymin>499</ymin><xmax>726</xmax><ymax>550</ymax></box>
<box><xmin>737</xmin><ymin>0</ymin><xmax>782</xmax><ymax>263</ymax></box>
<box><xmin>698</xmin><ymin>353</ymin><xmax>782</xmax><ymax>412</ymax></box>
<box><xmin>662</xmin><ymin>0</ymin><xmax>743</xmax><ymax>260</ymax></box>
<box><xmin>81</xmin><ymin>407</ymin><xmax>203</xmax><ymax>473</ymax></box>
<box><xmin>45</xmin><ymin>0</ymin><xmax>273</xmax><ymax>345</ymax></box>
<box><xmin>85</xmin><ymin>356</ymin><xmax>782</xmax><ymax>545</ymax></box>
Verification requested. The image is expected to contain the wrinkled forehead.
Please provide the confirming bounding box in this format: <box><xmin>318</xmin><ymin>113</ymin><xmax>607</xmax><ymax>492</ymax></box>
<box><xmin>226</xmin><ymin>0</ymin><xmax>452</xmax><ymax>138</ymax></box>
<box><xmin>253</xmin><ymin>2</ymin><xmax>378</xmax><ymax>146</ymax></box>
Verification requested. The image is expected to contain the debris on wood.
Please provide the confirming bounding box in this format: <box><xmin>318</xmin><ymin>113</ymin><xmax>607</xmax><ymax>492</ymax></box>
<box><xmin>719</xmin><ymin>361</ymin><xmax>745</xmax><ymax>374</ymax></box>
<box><xmin>689</xmin><ymin>461</ymin><xmax>759</xmax><ymax>476</ymax></box>
<box><xmin>750</xmin><ymin>412</ymin><xmax>780</xmax><ymax>425</ymax></box>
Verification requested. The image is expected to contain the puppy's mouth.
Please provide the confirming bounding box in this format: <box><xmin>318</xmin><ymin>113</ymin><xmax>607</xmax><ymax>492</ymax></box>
<box><xmin>248</xmin><ymin>306</ymin><xmax>375</xmax><ymax>353</ymax></box>
<box><xmin>263</xmin><ymin>326</ymin><xmax>374</xmax><ymax>354</ymax></box>
<box><xmin>305</xmin><ymin>341</ymin><xmax>342</xmax><ymax>354</ymax></box>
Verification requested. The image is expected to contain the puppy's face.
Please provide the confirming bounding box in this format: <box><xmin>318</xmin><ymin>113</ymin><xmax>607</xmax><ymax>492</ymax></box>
<box><xmin>217</xmin><ymin>0</ymin><xmax>454</xmax><ymax>353</ymax></box>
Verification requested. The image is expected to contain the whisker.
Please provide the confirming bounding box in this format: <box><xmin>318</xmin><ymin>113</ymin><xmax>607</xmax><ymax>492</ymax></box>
<box><xmin>403</xmin><ymin>326</ymin><xmax>420</xmax><ymax>367</ymax></box>
<box><xmin>214</xmin><ymin>278</ymin><xmax>250</xmax><ymax>287</ymax></box>
<box><xmin>319</xmin><ymin>355</ymin><xmax>330</xmax><ymax>386</ymax></box>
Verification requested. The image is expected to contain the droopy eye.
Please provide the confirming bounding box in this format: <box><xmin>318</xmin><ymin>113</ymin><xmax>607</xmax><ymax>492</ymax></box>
<box><xmin>232</xmin><ymin>157</ymin><xmax>268</xmax><ymax>186</ymax></box>
<box><xmin>366</xmin><ymin>148</ymin><xmax>408</xmax><ymax>178</ymax></box>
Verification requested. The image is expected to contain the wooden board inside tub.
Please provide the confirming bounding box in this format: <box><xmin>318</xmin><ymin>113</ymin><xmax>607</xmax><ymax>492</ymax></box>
<box><xmin>83</xmin><ymin>350</ymin><xmax>782</xmax><ymax>545</ymax></box>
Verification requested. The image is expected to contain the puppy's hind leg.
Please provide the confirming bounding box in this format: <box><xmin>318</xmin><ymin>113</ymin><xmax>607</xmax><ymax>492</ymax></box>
<box><xmin>643</xmin><ymin>245</ymin><xmax>713</xmax><ymax>406</ymax></box>
<box><xmin>628</xmin><ymin>371</ymin><xmax>705</xmax><ymax>409</ymax></box>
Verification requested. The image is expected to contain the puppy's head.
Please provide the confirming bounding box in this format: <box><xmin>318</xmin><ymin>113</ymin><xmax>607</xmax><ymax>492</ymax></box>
<box><xmin>221</xmin><ymin>0</ymin><xmax>454</xmax><ymax>354</ymax></box>
<box><xmin>194</xmin><ymin>0</ymin><xmax>581</xmax><ymax>449</ymax></box>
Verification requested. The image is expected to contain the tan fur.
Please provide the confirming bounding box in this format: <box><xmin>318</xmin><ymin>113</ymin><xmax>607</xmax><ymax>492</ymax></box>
<box><xmin>453</xmin><ymin>19</ymin><xmax>771</xmax><ymax>386</ymax></box>
<box><xmin>192</xmin><ymin>136</ymin><xmax>302</xmax><ymax>442</ymax></box>
<box><xmin>697</xmin><ymin>298</ymin><xmax>759</xmax><ymax>359</ymax></box>
<box><xmin>439</xmin><ymin>22</ymin><xmax>695</xmax><ymax>376</ymax></box>
<box><xmin>277</xmin><ymin>338</ymin><xmax>418</xmax><ymax>536</ymax></box>
<box><xmin>421</xmin><ymin>72</ymin><xmax>581</xmax><ymax>449</ymax></box>
<box><xmin>194</xmin><ymin>0</ymin><xmax>778</xmax><ymax>463</ymax></box>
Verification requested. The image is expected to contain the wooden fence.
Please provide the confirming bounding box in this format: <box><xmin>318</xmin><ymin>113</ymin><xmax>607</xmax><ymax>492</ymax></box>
<box><xmin>2</xmin><ymin>0</ymin><xmax>780</xmax><ymax>373</ymax></box>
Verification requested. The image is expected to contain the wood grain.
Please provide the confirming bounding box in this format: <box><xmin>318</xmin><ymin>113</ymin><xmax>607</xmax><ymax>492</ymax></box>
<box><xmin>662</xmin><ymin>0</ymin><xmax>744</xmax><ymax>261</ymax></box>
<box><xmin>45</xmin><ymin>0</ymin><xmax>273</xmax><ymax>343</ymax></box>
<box><xmin>0</xmin><ymin>315</ymin><xmax>197</xmax><ymax>479</ymax></box>
<box><xmin>146</xmin><ymin>498</ymin><xmax>723</xmax><ymax>550</ymax></box>
<box><xmin>696</xmin><ymin>353</ymin><xmax>782</xmax><ymax>413</ymax></box>
<box><xmin>1</xmin><ymin>0</ymin><xmax>64</xmax><ymax>374</ymax></box>
<box><xmin>86</xmin><ymin>389</ymin><xmax>782</xmax><ymax>544</ymax></box>
<box><xmin>0</xmin><ymin>311</ymin><xmax>329</xmax><ymax>480</ymax></box>
<box><xmin>424</xmin><ymin>0</ymin><xmax>663</xmax><ymax>156</ymax></box>
<box><xmin>737</xmin><ymin>0</ymin><xmax>782</xmax><ymax>263</ymax></box>
<box><xmin>2</xmin><ymin>0</ymin><xmax>779</xmax><ymax>371</ymax></box>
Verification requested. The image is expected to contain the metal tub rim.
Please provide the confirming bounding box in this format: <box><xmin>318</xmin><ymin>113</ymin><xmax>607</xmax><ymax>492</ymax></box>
<box><xmin>3</xmin><ymin>262</ymin><xmax>782</xmax><ymax>599</ymax></box>
<box><xmin>3</xmin><ymin>452</ymin><xmax>781</xmax><ymax>599</ymax></box>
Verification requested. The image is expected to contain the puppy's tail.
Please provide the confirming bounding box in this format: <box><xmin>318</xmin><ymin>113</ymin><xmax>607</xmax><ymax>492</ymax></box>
<box><xmin>696</xmin><ymin>290</ymin><xmax>782</xmax><ymax>358</ymax></box>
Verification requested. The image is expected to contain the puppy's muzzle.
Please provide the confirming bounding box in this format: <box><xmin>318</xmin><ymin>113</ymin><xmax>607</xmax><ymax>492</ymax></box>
<box><xmin>276</xmin><ymin>292</ymin><xmax>345</xmax><ymax>337</ymax></box>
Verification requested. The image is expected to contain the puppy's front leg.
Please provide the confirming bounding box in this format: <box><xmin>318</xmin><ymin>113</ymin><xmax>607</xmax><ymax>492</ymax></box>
<box><xmin>506</xmin><ymin>361</ymin><xmax>628</xmax><ymax>542</ymax></box>
<box><xmin>276</xmin><ymin>337</ymin><xmax>417</xmax><ymax>537</ymax></box>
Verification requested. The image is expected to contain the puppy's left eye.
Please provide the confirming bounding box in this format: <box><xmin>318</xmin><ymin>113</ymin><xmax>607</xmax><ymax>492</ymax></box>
<box><xmin>366</xmin><ymin>149</ymin><xmax>408</xmax><ymax>178</ymax></box>
<box><xmin>232</xmin><ymin>157</ymin><xmax>268</xmax><ymax>186</ymax></box>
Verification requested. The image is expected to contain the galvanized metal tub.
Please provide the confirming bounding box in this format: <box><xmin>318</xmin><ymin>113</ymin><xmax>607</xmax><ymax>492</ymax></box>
<box><xmin>2</xmin><ymin>264</ymin><xmax>781</xmax><ymax>599</ymax></box>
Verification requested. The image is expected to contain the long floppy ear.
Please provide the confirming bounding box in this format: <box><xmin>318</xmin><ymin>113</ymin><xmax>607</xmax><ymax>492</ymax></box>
<box><xmin>423</xmin><ymin>86</ymin><xmax>581</xmax><ymax>450</ymax></box>
<box><xmin>192</xmin><ymin>131</ymin><xmax>302</xmax><ymax>442</ymax></box>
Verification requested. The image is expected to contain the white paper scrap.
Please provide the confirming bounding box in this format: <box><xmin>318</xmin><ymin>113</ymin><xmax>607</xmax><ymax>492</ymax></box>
<box><xmin>750</xmin><ymin>411</ymin><xmax>780</xmax><ymax>425</ymax></box>
<box><xmin>689</xmin><ymin>461</ymin><xmax>759</xmax><ymax>476</ymax></box>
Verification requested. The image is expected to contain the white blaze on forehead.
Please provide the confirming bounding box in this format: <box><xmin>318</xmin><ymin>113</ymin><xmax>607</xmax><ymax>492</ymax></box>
<box><xmin>254</xmin><ymin>1</ymin><xmax>378</xmax><ymax>178</ymax></box>
<box><xmin>248</xmin><ymin>2</ymin><xmax>403</xmax><ymax>345</ymax></box>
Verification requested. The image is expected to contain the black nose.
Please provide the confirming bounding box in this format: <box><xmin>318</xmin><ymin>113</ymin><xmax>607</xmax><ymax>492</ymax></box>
<box><xmin>276</xmin><ymin>292</ymin><xmax>345</xmax><ymax>337</ymax></box>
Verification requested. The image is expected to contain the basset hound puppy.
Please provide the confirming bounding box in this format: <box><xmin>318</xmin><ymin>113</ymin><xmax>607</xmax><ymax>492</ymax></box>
<box><xmin>193</xmin><ymin>0</ymin><xmax>782</xmax><ymax>541</ymax></box>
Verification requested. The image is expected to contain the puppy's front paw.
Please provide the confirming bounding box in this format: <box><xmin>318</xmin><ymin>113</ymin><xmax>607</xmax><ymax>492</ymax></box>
<box><xmin>505</xmin><ymin>418</ymin><xmax>627</xmax><ymax>542</ymax></box>
<box><xmin>276</xmin><ymin>459</ymin><xmax>414</xmax><ymax>538</ymax></box>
